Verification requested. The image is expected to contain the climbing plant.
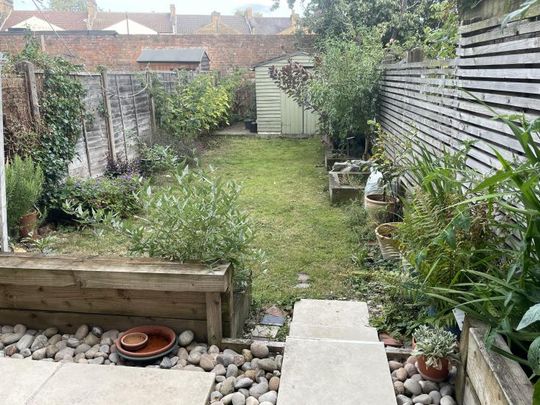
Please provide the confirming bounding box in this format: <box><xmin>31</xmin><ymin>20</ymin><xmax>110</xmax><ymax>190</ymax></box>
<box><xmin>11</xmin><ymin>38</ymin><xmax>86</xmax><ymax>205</ymax></box>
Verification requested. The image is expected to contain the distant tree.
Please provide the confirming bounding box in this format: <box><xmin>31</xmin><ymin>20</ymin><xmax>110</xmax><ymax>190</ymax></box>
<box><xmin>234</xmin><ymin>8</ymin><xmax>264</xmax><ymax>17</ymax></box>
<box><xmin>47</xmin><ymin>0</ymin><xmax>87</xmax><ymax>12</ymax></box>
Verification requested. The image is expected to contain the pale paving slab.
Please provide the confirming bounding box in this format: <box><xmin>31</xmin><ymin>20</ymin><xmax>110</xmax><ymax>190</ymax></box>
<box><xmin>292</xmin><ymin>299</ymin><xmax>370</xmax><ymax>328</ymax></box>
<box><xmin>278</xmin><ymin>337</ymin><xmax>397</xmax><ymax>405</ymax></box>
<box><xmin>0</xmin><ymin>358</ymin><xmax>62</xmax><ymax>405</ymax></box>
<box><xmin>289</xmin><ymin>322</ymin><xmax>379</xmax><ymax>342</ymax></box>
<box><xmin>29</xmin><ymin>363</ymin><xmax>215</xmax><ymax>405</ymax></box>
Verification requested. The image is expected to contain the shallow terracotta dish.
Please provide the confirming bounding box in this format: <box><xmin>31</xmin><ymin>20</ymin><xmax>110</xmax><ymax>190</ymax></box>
<box><xmin>115</xmin><ymin>325</ymin><xmax>176</xmax><ymax>358</ymax></box>
<box><xmin>120</xmin><ymin>332</ymin><xmax>148</xmax><ymax>351</ymax></box>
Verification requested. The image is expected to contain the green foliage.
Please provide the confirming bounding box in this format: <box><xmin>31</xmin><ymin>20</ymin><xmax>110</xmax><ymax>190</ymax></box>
<box><xmin>5</xmin><ymin>156</ymin><xmax>44</xmax><ymax>234</ymax></box>
<box><xmin>152</xmin><ymin>72</ymin><xmax>231</xmax><ymax>138</ymax></box>
<box><xmin>422</xmin><ymin>1</ymin><xmax>459</xmax><ymax>59</ymax></box>
<box><xmin>138</xmin><ymin>144</ymin><xmax>182</xmax><ymax>176</ymax></box>
<box><xmin>412</xmin><ymin>325</ymin><xmax>456</xmax><ymax>367</ymax></box>
<box><xmin>47</xmin><ymin>0</ymin><xmax>87</xmax><ymax>12</ymax></box>
<box><xmin>112</xmin><ymin>166</ymin><xmax>262</xmax><ymax>290</ymax></box>
<box><xmin>59</xmin><ymin>175</ymin><xmax>145</xmax><ymax>219</ymax></box>
<box><xmin>11</xmin><ymin>38</ymin><xmax>86</xmax><ymax>205</ymax></box>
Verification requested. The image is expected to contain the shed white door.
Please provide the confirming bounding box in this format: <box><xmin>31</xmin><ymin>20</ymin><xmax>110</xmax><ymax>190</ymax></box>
<box><xmin>280</xmin><ymin>92</ymin><xmax>319</xmax><ymax>136</ymax></box>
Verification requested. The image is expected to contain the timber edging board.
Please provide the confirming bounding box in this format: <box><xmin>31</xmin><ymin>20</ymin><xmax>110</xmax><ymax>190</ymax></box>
<box><xmin>456</xmin><ymin>318</ymin><xmax>533</xmax><ymax>405</ymax></box>
<box><xmin>0</xmin><ymin>254</ymin><xmax>235</xmax><ymax>345</ymax></box>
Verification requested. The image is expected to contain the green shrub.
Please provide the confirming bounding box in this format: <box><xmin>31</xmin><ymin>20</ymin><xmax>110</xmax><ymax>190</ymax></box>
<box><xmin>138</xmin><ymin>144</ymin><xmax>181</xmax><ymax>176</ymax></box>
<box><xmin>152</xmin><ymin>72</ymin><xmax>231</xmax><ymax>138</ymax></box>
<box><xmin>113</xmin><ymin>166</ymin><xmax>261</xmax><ymax>290</ymax></box>
<box><xmin>5</xmin><ymin>156</ymin><xmax>44</xmax><ymax>233</ymax></box>
<box><xmin>59</xmin><ymin>175</ymin><xmax>145</xmax><ymax>219</ymax></box>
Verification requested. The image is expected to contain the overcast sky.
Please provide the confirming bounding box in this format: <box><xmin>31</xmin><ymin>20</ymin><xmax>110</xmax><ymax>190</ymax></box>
<box><xmin>14</xmin><ymin>0</ymin><xmax>305</xmax><ymax>17</ymax></box>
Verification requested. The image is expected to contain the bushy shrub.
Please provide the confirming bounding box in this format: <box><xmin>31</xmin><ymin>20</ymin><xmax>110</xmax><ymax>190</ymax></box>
<box><xmin>59</xmin><ymin>175</ymin><xmax>144</xmax><ymax>219</ymax></box>
<box><xmin>152</xmin><ymin>72</ymin><xmax>231</xmax><ymax>138</ymax></box>
<box><xmin>113</xmin><ymin>166</ymin><xmax>261</xmax><ymax>290</ymax></box>
<box><xmin>5</xmin><ymin>156</ymin><xmax>44</xmax><ymax>232</ymax></box>
<box><xmin>138</xmin><ymin>144</ymin><xmax>181</xmax><ymax>176</ymax></box>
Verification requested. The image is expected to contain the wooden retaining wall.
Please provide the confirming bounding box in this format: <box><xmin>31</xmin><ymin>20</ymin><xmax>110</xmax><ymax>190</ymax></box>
<box><xmin>0</xmin><ymin>254</ymin><xmax>250</xmax><ymax>345</ymax></box>
<box><xmin>380</xmin><ymin>9</ymin><xmax>540</xmax><ymax>181</ymax></box>
<box><xmin>456</xmin><ymin>318</ymin><xmax>533</xmax><ymax>405</ymax></box>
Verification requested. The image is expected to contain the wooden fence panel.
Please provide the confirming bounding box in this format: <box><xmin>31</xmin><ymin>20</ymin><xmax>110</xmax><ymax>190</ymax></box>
<box><xmin>380</xmin><ymin>11</ymin><xmax>540</xmax><ymax>175</ymax></box>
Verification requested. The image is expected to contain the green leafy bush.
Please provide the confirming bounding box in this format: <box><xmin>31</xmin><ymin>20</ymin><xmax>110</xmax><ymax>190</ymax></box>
<box><xmin>5</xmin><ymin>156</ymin><xmax>44</xmax><ymax>233</ymax></box>
<box><xmin>152</xmin><ymin>72</ymin><xmax>231</xmax><ymax>138</ymax></box>
<box><xmin>113</xmin><ymin>166</ymin><xmax>261</xmax><ymax>290</ymax></box>
<box><xmin>59</xmin><ymin>175</ymin><xmax>144</xmax><ymax>219</ymax></box>
<box><xmin>138</xmin><ymin>144</ymin><xmax>181</xmax><ymax>176</ymax></box>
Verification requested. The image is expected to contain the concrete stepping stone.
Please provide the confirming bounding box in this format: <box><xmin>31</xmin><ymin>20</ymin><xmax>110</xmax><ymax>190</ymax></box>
<box><xmin>0</xmin><ymin>358</ymin><xmax>215</xmax><ymax>405</ymax></box>
<box><xmin>292</xmin><ymin>299</ymin><xmax>370</xmax><ymax>328</ymax></box>
<box><xmin>289</xmin><ymin>322</ymin><xmax>379</xmax><ymax>342</ymax></box>
<box><xmin>277</xmin><ymin>337</ymin><xmax>396</xmax><ymax>405</ymax></box>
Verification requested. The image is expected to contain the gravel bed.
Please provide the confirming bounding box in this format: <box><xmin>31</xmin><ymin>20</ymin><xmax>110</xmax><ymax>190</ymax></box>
<box><xmin>0</xmin><ymin>324</ymin><xmax>280</xmax><ymax>405</ymax></box>
<box><xmin>389</xmin><ymin>357</ymin><xmax>457</xmax><ymax>405</ymax></box>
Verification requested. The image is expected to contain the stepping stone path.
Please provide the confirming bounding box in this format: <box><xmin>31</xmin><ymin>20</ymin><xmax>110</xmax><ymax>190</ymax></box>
<box><xmin>278</xmin><ymin>299</ymin><xmax>396</xmax><ymax>405</ymax></box>
<box><xmin>0</xmin><ymin>323</ymin><xmax>283</xmax><ymax>405</ymax></box>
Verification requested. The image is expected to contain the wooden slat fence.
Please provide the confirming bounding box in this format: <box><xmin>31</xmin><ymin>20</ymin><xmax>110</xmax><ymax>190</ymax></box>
<box><xmin>380</xmin><ymin>10</ymin><xmax>540</xmax><ymax>183</ymax></box>
<box><xmin>3</xmin><ymin>69</ymin><xmax>184</xmax><ymax>178</ymax></box>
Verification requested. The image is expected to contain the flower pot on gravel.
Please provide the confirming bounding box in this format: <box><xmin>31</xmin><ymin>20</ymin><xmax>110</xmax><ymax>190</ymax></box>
<box><xmin>416</xmin><ymin>354</ymin><xmax>450</xmax><ymax>382</ymax></box>
<box><xmin>375</xmin><ymin>222</ymin><xmax>401</xmax><ymax>260</ymax></box>
<box><xmin>364</xmin><ymin>194</ymin><xmax>397</xmax><ymax>224</ymax></box>
<box><xmin>19</xmin><ymin>210</ymin><xmax>39</xmax><ymax>239</ymax></box>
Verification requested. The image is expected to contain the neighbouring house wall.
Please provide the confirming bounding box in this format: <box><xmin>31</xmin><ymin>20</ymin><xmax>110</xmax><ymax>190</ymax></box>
<box><xmin>0</xmin><ymin>33</ymin><xmax>312</xmax><ymax>73</ymax></box>
<box><xmin>379</xmin><ymin>9</ymin><xmax>540</xmax><ymax>183</ymax></box>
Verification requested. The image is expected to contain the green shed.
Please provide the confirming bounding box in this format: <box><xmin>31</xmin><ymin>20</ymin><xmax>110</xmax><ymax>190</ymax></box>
<box><xmin>254</xmin><ymin>52</ymin><xmax>319</xmax><ymax>137</ymax></box>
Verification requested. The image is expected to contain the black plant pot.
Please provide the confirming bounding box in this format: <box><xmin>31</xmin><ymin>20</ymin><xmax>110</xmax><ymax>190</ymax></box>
<box><xmin>249</xmin><ymin>121</ymin><xmax>258</xmax><ymax>133</ymax></box>
<box><xmin>244</xmin><ymin>119</ymin><xmax>252</xmax><ymax>130</ymax></box>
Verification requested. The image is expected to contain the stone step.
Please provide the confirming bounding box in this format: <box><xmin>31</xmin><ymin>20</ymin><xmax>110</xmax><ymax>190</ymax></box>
<box><xmin>277</xmin><ymin>337</ymin><xmax>396</xmax><ymax>405</ymax></box>
<box><xmin>0</xmin><ymin>358</ymin><xmax>215</xmax><ymax>405</ymax></box>
<box><xmin>289</xmin><ymin>322</ymin><xmax>379</xmax><ymax>342</ymax></box>
<box><xmin>292</xmin><ymin>299</ymin><xmax>370</xmax><ymax>329</ymax></box>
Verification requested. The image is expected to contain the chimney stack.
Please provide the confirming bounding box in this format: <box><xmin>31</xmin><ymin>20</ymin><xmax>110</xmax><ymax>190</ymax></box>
<box><xmin>245</xmin><ymin>7</ymin><xmax>253</xmax><ymax>18</ymax></box>
<box><xmin>86</xmin><ymin>0</ymin><xmax>98</xmax><ymax>30</ymax></box>
<box><xmin>170</xmin><ymin>4</ymin><xmax>176</xmax><ymax>34</ymax></box>
<box><xmin>0</xmin><ymin>0</ymin><xmax>13</xmax><ymax>19</ymax></box>
<box><xmin>211</xmin><ymin>11</ymin><xmax>220</xmax><ymax>32</ymax></box>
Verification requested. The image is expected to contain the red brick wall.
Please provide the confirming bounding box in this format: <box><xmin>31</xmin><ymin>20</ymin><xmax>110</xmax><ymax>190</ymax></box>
<box><xmin>0</xmin><ymin>33</ymin><xmax>312</xmax><ymax>72</ymax></box>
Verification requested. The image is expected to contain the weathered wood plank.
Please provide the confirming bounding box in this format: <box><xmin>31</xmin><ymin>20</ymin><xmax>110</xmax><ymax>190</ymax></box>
<box><xmin>0</xmin><ymin>285</ymin><xmax>207</xmax><ymax>319</ymax></box>
<box><xmin>0</xmin><ymin>254</ymin><xmax>231</xmax><ymax>293</ymax></box>
<box><xmin>206</xmin><ymin>292</ymin><xmax>223</xmax><ymax>345</ymax></box>
<box><xmin>457</xmin><ymin>37</ymin><xmax>540</xmax><ymax>57</ymax></box>
<box><xmin>466</xmin><ymin>327</ymin><xmax>533</xmax><ymax>405</ymax></box>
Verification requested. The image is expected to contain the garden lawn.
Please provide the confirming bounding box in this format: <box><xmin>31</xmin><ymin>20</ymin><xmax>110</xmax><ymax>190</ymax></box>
<box><xmin>203</xmin><ymin>138</ymin><xmax>359</xmax><ymax>307</ymax></box>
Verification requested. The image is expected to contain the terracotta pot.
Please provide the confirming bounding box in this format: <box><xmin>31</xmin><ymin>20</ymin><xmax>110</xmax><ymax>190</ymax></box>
<box><xmin>416</xmin><ymin>355</ymin><xmax>450</xmax><ymax>382</ymax></box>
<box><xmin>120</xmin><ymin>332</ymin><xmax>149</xmax><ymax>351</ymax></box>
<box><xmin>375</xmin><ymin>222</ymin><xmax>401</xmax><ymax>260</ymax></box>
<box><xmin>115</xmin><ymin>325</ymin><xmax>176</xmax><ymax>358</ymax></box>
<box><xmin>364</xmin><ymin>194</ymin><xmax>397</xmax><ymax>224</ymax></box>
<box><xmin>19</xmin><ymin>211</ymin><xmax>39</xmax><ymax>239</ymax></box>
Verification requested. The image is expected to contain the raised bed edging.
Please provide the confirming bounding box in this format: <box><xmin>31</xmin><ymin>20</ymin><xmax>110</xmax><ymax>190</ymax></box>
<box><xmin>324</xmin><ymin>148</ymin><xmax>358</xmax><ymax>171</ymax></box>
<box><xmin>456</xmin><ymin>318</ymin><xmax>533</xmax><ymax>405</ymax></box>
<box><xmin>328</xmin><ymin>172</ymin><xmax>369</xmax><ymax>204</ymax></box>
<box><xmin>0</xmin><ymin>254</ymin><xmax>249</xmax><ymax>345</ymax></box>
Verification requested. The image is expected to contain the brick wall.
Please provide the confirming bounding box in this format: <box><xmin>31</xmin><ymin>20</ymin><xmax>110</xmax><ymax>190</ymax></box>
<box><xmin>0</xmin><ymin>33</ymin><xmax>312</xmax><ymax>72</ymax></box>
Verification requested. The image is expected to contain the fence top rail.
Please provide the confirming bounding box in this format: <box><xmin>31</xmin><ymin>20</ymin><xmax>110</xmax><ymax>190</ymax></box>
<box><xmin>383</xmin><ymin>59</ymin><xmax>457</xmax><ymax>70</ymax></box>
<box><xmin>459</xmin><ymin>6</ymin><xmax>540</xmax><ymax>35</ymax></box>
<box><xmin>0</xmin><ymin>253</ymin><xmax>232</xmax><ymax>293</ymax></box>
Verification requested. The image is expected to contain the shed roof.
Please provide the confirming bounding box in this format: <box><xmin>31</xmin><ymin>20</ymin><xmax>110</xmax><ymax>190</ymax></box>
<box><xmin>253</xmin><ymin>52</ymin><xmax>313</xmax><ymax>68</ymax></box>
<box><xmin>137</xmin><ymin>48</ymin><xmax>208</xmax><ymax>63</ymax></box>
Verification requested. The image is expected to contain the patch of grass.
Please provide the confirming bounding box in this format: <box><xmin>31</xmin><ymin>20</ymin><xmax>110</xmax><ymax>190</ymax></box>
<box><xmin>203</xmin><ymin>138</ymin><xmax>360</xmax><ymax>307</ymax></box>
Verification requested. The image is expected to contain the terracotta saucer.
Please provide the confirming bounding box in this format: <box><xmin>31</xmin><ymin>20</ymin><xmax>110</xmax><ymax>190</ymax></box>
<box><xmin>115</xmin><ymin>325</ymin><xmax>176</xmax><ymax>358</ymax></box>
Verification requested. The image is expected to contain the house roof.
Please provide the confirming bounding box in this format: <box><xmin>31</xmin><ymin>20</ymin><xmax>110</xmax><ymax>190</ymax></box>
<box><xmin>1</xmin><ymin>10</ymin><xmax>87</xmax><ymax>31</ymax></box>
<box><xmin>92</xmin><ymin>12</ymin><xmax>172</xmax><ymax>33</ymax></box>
<box><xmin>175</xmin><ymin>14</ymin><xmax>292</xmax><ymax>35</ymax></box>
<box><xmin>249</xmin><ymin>17</ymin><xmax>291</xmax><ymax>35</ymax></box>
<box><xmin>137</xmin><ymin>48</ymin><xmax>208</xmax><ymax>63</ymax></box>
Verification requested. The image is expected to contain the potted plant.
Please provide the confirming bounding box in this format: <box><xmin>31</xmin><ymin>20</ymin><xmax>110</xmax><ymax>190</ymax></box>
<box><xmin>412</xmin><ymin>325</ymin><xmax>456</xmax><ymax>382</ymax></box>
<box><xmin>375</xmin><ymin>222</ymin><xmax>401</xmax><ymax>260</ymax></box>
<box><xmin>5</xmin><ymin>156</ymin><xmax>44</xmax><ymax>239</ymax></box>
